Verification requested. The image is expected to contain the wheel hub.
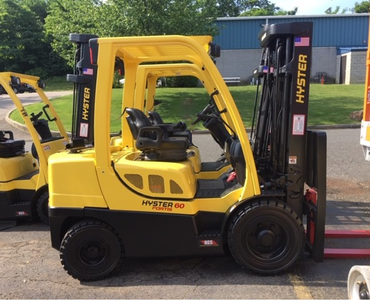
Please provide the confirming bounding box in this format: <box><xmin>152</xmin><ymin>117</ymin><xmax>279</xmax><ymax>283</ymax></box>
<box><xmin>86</xmin><ymin>246</ymin><xmax>100</xmax><ymax>259</ymax></box>
<box><xmin>81</xmin><ymin>243</ymin><xmax>105</xmax><ymax>265</ymax></box>
<box><xmin>258</xmin><ymin>230</ymin><xmax>276</xmax><ymax>247</ymax></box>
<box><xmin>359</xmin><ymin>283</ymin><xmax>369</xmax><ymax>299</ymax></box>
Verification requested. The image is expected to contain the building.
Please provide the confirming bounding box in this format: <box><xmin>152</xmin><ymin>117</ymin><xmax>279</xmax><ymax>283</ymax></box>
<box><xmin>213</xmin><ymin>14</ymin><xmax>369</xmax><ymax>84</ymax></box>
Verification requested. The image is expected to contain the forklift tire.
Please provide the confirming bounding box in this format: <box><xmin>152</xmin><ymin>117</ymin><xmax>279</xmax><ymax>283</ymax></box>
<box><xmin>13</xmin><ymin>88</ymin><xmax>18</xmax><ymax>94</ymax></box>
<box><xmin>60</xmin><ymin>220</ymin><xmax>124</xmax><ymax>281</ymax></box>
<box><xmin>347</xmin><ymin>265</ymin><xmax>370</xmax><ymax>299</ymax></box>
<box><xmin>228</xmin><ymin>199</ymin><xmax>305</xmax><ymax>275</ymax></box>
<box><xmin>37</xmin><ymin>192</ymin><xmax>49</xmax><ymax>225</ymax></box>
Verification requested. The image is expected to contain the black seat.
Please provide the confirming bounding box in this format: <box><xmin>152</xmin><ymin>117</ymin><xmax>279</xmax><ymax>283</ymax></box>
<box><xmin>126</xmin><ymin>108</ymin><xmax>189</xmax><ymax>161</ymax></box>
<box><xmin>147</xmin><ymin>111</ymin><xmax>192</xmax><ymax>142</ymax></box>
<box><xmin>0</xmin><ymin>130</ymin><xmax>25</xmax><ymax>158</ymax></box>
<box><xmin>228</xmin><ymin>138</ymin><xmax>246</xmax><ymax>184</ymax></box>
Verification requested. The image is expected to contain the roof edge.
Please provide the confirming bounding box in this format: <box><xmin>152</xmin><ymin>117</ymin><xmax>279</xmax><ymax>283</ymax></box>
<box><xmin>216</xmin><ymin>13</ymin><xmax>370</xmax><ymax>21</ymax></box>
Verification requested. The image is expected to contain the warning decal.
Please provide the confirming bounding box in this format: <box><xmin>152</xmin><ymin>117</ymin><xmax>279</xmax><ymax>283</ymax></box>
<box><xmin>292</xmin><ymin>115</ymin><xmax>305</xmax><ymax>136</ymax></box>
<box><xmin>79</xmin><ymin>123</ymin><xmax>89</xmax><ymax>138</ymax></box>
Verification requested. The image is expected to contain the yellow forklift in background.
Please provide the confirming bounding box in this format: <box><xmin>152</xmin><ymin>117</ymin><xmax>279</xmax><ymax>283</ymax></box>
<box><xmin>49</xmin><ymin>23</ymin><xmax>328</xmax><ymax>281</ymax></box>
<box><xmin>0</xmin><ymin>72</ymin><xmax>69</xmax><ymax>223</ymax></box>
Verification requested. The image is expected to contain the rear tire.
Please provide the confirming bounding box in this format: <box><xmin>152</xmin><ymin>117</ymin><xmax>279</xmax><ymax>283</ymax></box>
<box><xmin>37</xmin><ymin>192</ymin><xmax>49</xmax><ymax>224</ymax></box>
<box><xmin>60</xmin><ymin>220</ymin><xmax>124</xmax><ymax>281</ymax></box>
<box><xmin>228</xmin><ymin>199</ymin><xmax>305</xmax><ymax>274</ymax></box>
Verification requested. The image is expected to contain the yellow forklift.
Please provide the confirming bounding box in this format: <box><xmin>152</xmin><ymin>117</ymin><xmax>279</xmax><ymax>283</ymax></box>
<box><xmin>49</xmin><ymin>23</ymin><xmax>327</xmax><ymax>281</ymax></box>
<box><xmin>0</xmin><ymin>72</ymin><xmax>69</xmax><ymax>223</ymax></box>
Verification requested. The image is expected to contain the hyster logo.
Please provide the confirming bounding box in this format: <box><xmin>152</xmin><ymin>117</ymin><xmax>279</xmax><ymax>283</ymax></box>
<box><xmin>142</xmin><ymin>200</ymin><xmax>185</xmax><ymax>211</ymax></box>
<box><xmin>82</xmin><ymin>87</ymin><xmax>90</xmax><ymax>121</ymax></box>
<box><xmin>296</xmin><ymin>54</ymin><xmax>308</xmax><ymax>104</ymax></box>
<box><xmin>142</xmin><ymin>200</ymin><xmax>173</xmax><ymax>211</ymax></box>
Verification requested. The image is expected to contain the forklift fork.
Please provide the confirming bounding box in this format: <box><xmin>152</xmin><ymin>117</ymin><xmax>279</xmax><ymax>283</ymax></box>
<box><xmin>305</xmin><ymin>130</ymin><xmax>370</xmax><ymax>260</ymax></box>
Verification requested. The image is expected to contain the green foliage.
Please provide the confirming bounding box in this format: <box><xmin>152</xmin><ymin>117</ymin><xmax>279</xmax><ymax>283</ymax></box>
<box><xmin>44</xmin><ymin>0</ymin><xmax>220</xmax><ymax>67</ymax></box>
<box><xmin>327</xmin><ymin>1</ymin><xmax>369</xmax><ymax>14</ymax></box>
<box><xmin>0</xmin><ymin>0</ymin><xmax>69</xmax><ymax>77</ymax></box>
<box><xmin>0</xmin><ymin>0</ymin><xmax>302</xmax><ymax>77</ymax></box>
<box><xmin>211</xmin><ymin>0</ymin><xmax>299</xmax><ymax>16</ymax></box>
<box><xmin>275</xmin><ymin>7</ymin><xmax>298</xmax><ymax>15</ymax></box>
<box><xmin>324</xmin><ymin>6</ymin><xmax>349</xmax><ymax>14</ymax></box>
<box><xmin>0</xmin><ymin>0</ymin><xmax>43</xmax><ymax>72</ymax></box>
<box><xmin>353</xmin><ymin>1</ymin><xmax>370</xmax><ymax>13</ymax></box>
<box><xmin>44</xmin><ymin>0</ymin><xmax>103</xmax><ymax>67</ymax></box>
<box><xmin>214</xmin><ymin>0</ymin><xmax>241</xmax><ymax>17</ymax></box>
<box><xmin>100</xmin><ymin>0</ymin><xmax>219</xmax><ymax>36</ymax></box>
<box><xmin>112</xmin><ymin>71</ymin><xmax>124</xmax><ymax>88</ymax></box>
<box><xmin>325</xmin><ymin>6</ymin><xmax>341</xmax><ymax>14</ymax></box>
<box><xmin>237</xmin><ymin>0</ymin><xmax>297</xmax><ymax>16</ymax></box>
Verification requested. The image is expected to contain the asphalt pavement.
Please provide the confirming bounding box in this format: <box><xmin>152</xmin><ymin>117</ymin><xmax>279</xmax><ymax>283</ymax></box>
<box><xmin>0</xmin><ymin>92</ymin><xmax>369</xmax><ymax>299</ymax></box>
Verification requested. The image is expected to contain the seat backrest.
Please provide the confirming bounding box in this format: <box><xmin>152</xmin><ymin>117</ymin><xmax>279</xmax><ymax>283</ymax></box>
<box><xmin>147</xmin><ymin>111</ymin><xmax>164</xmax><ymax>125</ymax></box>
<box><xmin>126</xmin><ymin>108</ymin><xmax>152</xmax><ymax>139</ymax></box>
<box><xmin>229</xmin><ymin>138</ymin><xmax>246</xmax><ymax>185</ymax></box>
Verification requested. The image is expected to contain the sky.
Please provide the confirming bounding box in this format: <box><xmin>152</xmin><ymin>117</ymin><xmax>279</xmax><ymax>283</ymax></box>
<box><xmin>272</xmin><ymin>0</ymin><xmax>361</xmax><ymax>15</ymax></box>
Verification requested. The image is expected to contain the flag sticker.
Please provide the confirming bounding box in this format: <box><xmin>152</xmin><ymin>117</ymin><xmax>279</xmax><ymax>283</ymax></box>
<box><xmin>295</xmin><ymin>37</ymin><xmax>310</xmax><ymax>47</ymax></box>
<box><xmin>83</xmin><ymin>68</ymin><xmax>93</xmax><ymax>75</ymax></box>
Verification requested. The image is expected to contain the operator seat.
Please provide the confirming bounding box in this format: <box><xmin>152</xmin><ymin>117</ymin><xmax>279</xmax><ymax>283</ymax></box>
<box><xmin>228</xmin><ymin>138</ymin><xmax>246</xmax><ymax>184</ymax></box>
<box><xmin>0</xmin><ymin>130</ymin><xmax>25</xmax><ymax>158</ymax></box>
<box><xmin>126</xmin><ymin>108</ymin><xmax>190</xmax><ymax>161</ymax></box>
<box><xmin>147</xmin><ymin>111</ymin><xmax>193</xmax><ymax>143</ymax></box>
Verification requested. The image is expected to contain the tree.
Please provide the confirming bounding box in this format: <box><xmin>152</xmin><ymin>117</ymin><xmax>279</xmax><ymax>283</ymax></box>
<box><xmin>0</xmin><ymin>0</ymin><xmax>46</xmax><ymax>73</ymax></box>
<box><xmin>325</xmin><ymin>6</ymin><xmax>349</xmax><ymax>14</ymax></box>
<box><xmin>325</xmin><ymin>6</ymin><xmax>341</xmax><ymax>14</ymax></box>
<box><xmin>214</xmin><ymin>0</ymin><xmax>241</xmax><ymax>17</ymax></box>
<box><xmin>0</xmin><ymin>0</ymin><xmax>68</xmax><ymax>77</ymax></box>
<box><xmin>353</xmin><ymin>1</ymin><xmax>370</xmax><ymax>13</ymax></box>
<box><xmin>100</xmin><ymin>0</ymin><xmax>219</xmax><ymax>36</ymax></box>
<box><xmin>45</xmin><ymin>0</ymin><xmax>220</xmax><ymax>66</ymax></box>
<box><xmin>44</xmin><ymin>0</ymin><xmax>103</xmax><ymax>67</ymax></box>
<box><xmin>23</xmin><ymin>0</ymin><xmax>48</xmax><ymax>22</ymax></box>
<box><xmin>215</xmin><ymin>0</ymin><xmax>297</xmax><ymax>17</ymax></box>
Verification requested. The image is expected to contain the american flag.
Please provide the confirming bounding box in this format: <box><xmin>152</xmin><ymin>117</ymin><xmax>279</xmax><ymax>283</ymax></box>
<box><xmin>295</xmin><ymin>37</ymin><xmax>310</xmax><ymax>47</ymax></box>
<box><xmin>83</xmin><ymin>68</ymin><xmax>93</xmax><ymax>75</ymax></box>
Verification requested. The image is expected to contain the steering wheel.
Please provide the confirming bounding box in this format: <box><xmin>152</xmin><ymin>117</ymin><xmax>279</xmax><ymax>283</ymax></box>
<box><xmin>191</xmin><ymin>103</ymin><xmax>215</xmax><ymax>125</ymax></box>
<box><xmin>30</xmin><ymin>111</ymin><xmax>43</xmax><ymax>122</ymax></box>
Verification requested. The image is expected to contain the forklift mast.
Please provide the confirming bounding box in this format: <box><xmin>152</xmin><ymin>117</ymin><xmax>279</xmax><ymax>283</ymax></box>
<box><xmin>67</xmin><ymin>33</ymin><xmax>98</xmax><ymax>146</ymax></box>
<box><xmin>251</xmin><ymin>22</ymin><xmax>313</xmax><ymax>217</ymax></box>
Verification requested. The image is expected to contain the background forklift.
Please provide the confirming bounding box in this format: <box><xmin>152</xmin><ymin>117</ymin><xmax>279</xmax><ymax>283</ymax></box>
<box><xmin>48</xmin><ymin>22</ymin><xmax>327</xmax><ymax>281</ymax></box>
<box><xmin>0</xmin><ymin>72</ymin><xmax>69</xmax><ymax>223</ymax></box>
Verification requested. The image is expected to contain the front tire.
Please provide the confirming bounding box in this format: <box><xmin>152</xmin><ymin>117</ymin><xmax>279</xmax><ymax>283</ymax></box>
<box><xmin>228</xmin><ymin>199</ymin><xmax>305</xmax><ymax>274</ymax></box>
<box><xmin>60</xmin><ymin>220</ymin><xmax>124</xmax><ymax>281</ymax></box>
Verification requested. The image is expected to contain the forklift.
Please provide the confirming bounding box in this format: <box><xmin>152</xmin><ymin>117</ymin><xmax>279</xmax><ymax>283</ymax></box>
<box><xmin>0</xmin><ymin>72</ymin><xmax>69</xmax><ymax>223</ymax></box>
<box><xmin>48</xmin><ymin>22</ymin><xmax>327</xmax><ymax>281</ymax></box>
